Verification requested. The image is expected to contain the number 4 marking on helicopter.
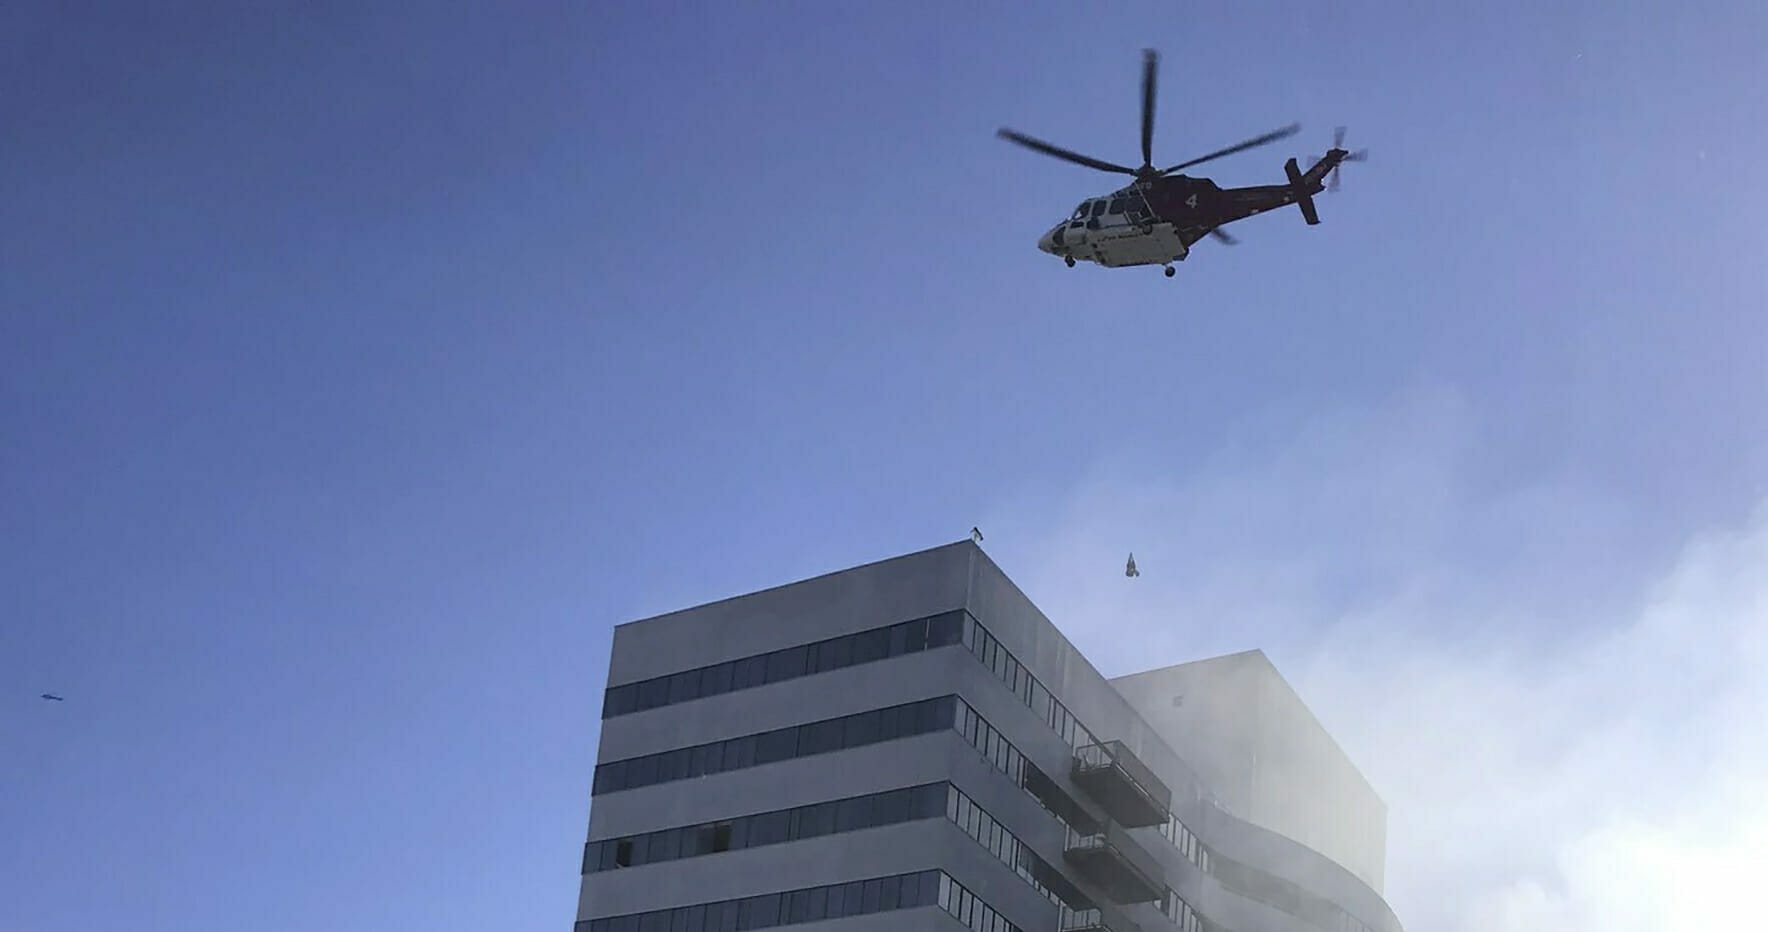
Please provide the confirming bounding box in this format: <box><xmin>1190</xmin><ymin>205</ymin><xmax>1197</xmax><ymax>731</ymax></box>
<box><xmin>1185</xmin><ymin>194</ymin><xmax>1198</xmax><ymax>209</ymax></box>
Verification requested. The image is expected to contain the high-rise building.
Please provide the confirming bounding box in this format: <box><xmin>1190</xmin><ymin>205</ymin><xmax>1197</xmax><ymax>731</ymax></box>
<box><xmin>575</xmin><ymin>541</ymin><xmax>1402</xmax><ymax>932</ymax></box>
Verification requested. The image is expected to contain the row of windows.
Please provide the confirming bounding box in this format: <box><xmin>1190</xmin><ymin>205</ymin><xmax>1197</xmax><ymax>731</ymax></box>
<box><xmin>945</xmin><ymin>783</ymin><xmax>1095</xmax><ymax>923</ymax></box>
<box><xmin>954</xmin><ymin>696</ymin><xmax>1101</xmax><ymax>838</ymax></box>
<box><xmin>954</xmin><ymin>696</ymin><xmax>1028</xmax><ymax>791</ymax></box>
<box><xmin>591</xmin><ymin>696</ymin><xmax>957</xmax><ymax>794</ymax></box>
<box><xmin>582</xmin><ymin>783</ymin><xmax>947</xmax><ymax>873</ymax></box>
<box><xmin>575</xmin><ymin>869</ymin><xmax>945</xmax><ymax>932</ymax></box>
<box><xmin>961</xmin><ymin>617</ymin><xmax>1100</xmax><ymax>762</ymax></box>
<box><xmin>602</xmin><ymin>611</ymin><xmax>967</xmax><ymax>718</ymax></box>
<box><xmin>938</xmin><ymin>872</ymin><xmax>1024</xmax><ymax>932</ymax></box>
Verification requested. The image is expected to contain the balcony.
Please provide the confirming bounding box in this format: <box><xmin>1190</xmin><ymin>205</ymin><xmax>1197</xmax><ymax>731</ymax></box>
<box><xmin>1060</xmin><ymin>901</ymin><xmax>1144</xmax><ymax>932</ymax></box>
<box><xmin>1072</xmin><ymin>741</ymin><xmax>1171</xmax><ymax>828</ymax></box>
<box><xmin>1063</xmin><ymin>821</ymin><xmax>1165</xmax><ymax>904</ymax></box>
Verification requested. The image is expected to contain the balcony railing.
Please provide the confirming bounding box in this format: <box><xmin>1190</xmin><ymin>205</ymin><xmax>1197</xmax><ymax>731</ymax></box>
<box><xmin>1063</xmin><ymin>821</ymin><xmax>1165</xmax><ymax>904</ymax></box>
<box><xmin>1060</xmin><ymin>902</ymin><xmax>1144</xmax><ymax>932</ymax></box>
<box><xmin>1072</xmin><ymin>741</ymin><xmax>1172</xmax><ymax>828</ymax></box>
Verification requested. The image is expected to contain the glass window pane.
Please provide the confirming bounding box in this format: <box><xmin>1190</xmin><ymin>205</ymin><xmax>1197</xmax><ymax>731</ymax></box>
<box><xmin>751</xmin><ymin>894</ymin><xmax>780</xmax><ymax>928</ymax></box>
<box><xmin>835</xmin><ymin>796</ymin><xmax>868</xmax><ymax>831</ymax></box>
<box><xmin>806</xmin><ymin>887</ymin><xmax>827</xmax><ymax>920</ymax></box>
<box><xmin>877</xmin><ymin>705</ymin><xmax>900</xmax><ymax>741</ymax></box>
<box><xmin>755</xmin><ymin>728</ymin><xmax>797</xmax><ymax>764</ymax></box>
<box><xmin>668</xmin><ymin>671</ymin><xmax>698</xmax><ymax>703</ymax></box>
<box><xmin>765</xmin><ymin>646</ymin><xmax>807</xmax><ymax>683</ymax></box>
<box><xmin>843</xmin><ymin>710</ymin><xmax>881</xmax><ymax>747</ymax></box>
<box><xmin>879</xmin><ymin>787</ymin><xmax>911</xmax><ymax>823</ymax></box>
<box><xmin>637</xmin><ymin>678</ymin><xmax>668</xmax><ymax>710</ymax></box>
<box><xmin>604</xmin><ymin>684</ymin><xmax>637</xmax><ymax>717</ymax></box>
<box><xmin>901</xmin><ymin>618</ymin><xmax>929</xmax><ymax>653</ymax></box>
<box><xmin>887</xmin><ymin>623</ymin><xmax>909</xmax><ymax>656</ymax></box>
<box><xmin>633</xmin><ymin>754</ymin><xmax>659</xmax><ymax>787</ymax></box>
<box><xmin>821</xmin><ymin>636</ymin><xmax>853</xmax><ymax>670</ymax></box>
<box><xmin>701</xmin><ymin>663</ymin><xmax>733</xmax><ymax>697</ymax></box>
<box><xmin>929</xmin><ymin>611</ymin><xmax>963</xmax><ymax>647</ymax></box>
<box><xmin>853</xmin><ymin>628</ymin><xmax>888</xmax><ymax>663</ymax></box>
<box><xmin>879</xmin><ymin>875</ymin><xmax>901</xmax><ymax>910</ymax></box>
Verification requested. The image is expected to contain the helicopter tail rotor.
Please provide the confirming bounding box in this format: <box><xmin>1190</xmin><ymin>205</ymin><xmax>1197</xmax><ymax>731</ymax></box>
<box><xmin>1323</xmin><ymin>126</ymin><xmax>1368</xmax><ymax>192</ymax></box>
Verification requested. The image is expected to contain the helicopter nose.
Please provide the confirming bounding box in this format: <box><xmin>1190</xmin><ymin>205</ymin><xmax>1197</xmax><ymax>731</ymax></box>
<box><xmin>1038</xmin><ymin>228</ymin><xmax>1057</xmax><ymax>254</ymax></box>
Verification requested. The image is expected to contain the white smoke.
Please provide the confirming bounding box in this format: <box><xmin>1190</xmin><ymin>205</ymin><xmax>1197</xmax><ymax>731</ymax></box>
<box><xmin>982</xmin><ymin>387</ymin><xmax>1768</xmax><ymax>931</ymax></box>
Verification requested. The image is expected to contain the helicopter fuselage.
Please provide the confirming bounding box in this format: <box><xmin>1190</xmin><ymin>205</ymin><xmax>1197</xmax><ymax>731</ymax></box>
<box><xmin>1037</xmin><ymin>163</ymin><xmax>1334</xmax><ymax>271</ymax></box>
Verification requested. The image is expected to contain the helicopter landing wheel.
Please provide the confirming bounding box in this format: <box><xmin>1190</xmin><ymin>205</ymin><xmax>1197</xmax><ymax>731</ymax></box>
<box><xmin>1163</xmin><ymin>265</ymin><xmax>1175</xmax><ymax>278</ymax></box>
<box><xmin>1064</xmin><ymin>255</ymin><xmax>1076</xmax><ymax>268</ymax></box>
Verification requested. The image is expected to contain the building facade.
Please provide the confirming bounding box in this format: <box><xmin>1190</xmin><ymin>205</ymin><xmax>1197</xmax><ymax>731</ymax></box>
<box><xmin>575</xmin><ymin>541</ymin><xmax>1403</xmax><ymax>932</ymax></box>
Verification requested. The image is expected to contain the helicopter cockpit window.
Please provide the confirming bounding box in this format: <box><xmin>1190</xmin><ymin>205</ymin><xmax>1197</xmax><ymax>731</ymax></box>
<box><xmin>1072</xmin><ymin>203</ymin><xmax>1090</xmax><ymax>221</ymax></box>
<box><xmin>1090</xmin><ymin>200</ymin><xmax>1107</xmax><ymax>218</ymax></box>
<box><xmin>1108</xmin><ymin>198</ymin><xmax>1126</xmax><ymax>214</ymax></box>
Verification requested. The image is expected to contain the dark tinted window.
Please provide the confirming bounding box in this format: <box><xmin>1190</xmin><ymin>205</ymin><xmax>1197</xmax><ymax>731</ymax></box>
<box><xmin>928</xmin><ymin>612</ymin><xmax>963</xmax><ymax>647</ymax></box>
<box><xmin>1108</xmin><ymin>197</ymin><xmax>1126</xmax><ymax>214</ymax></box>
<box><xmin>844</xmin><ymin>710</ymin><xmax>881</xmax><ymax>746</ymax></box>
<box><xmin>878</xmin><ymin>787</ymin><xmax>912</xmax><ymax>823</ymax></box>
<box><xmin>701</xmin><ymin>662</ymin><xmax>733</xmax><ymax>697</ymax></box>
<box><xmin>853</xmin><ymin>628</ymin><xmax>888</xmax><ymax>663</ymax></box>
<box><xmin>764</xmin><ymin>646</ymin><xmax>806</xmax><ymax>682</ymax></box>
<box><xmin>820</xmin><ymin>636</ymin><xmax>852</xmax><ymax>671</ymax></box>
<box><xmin>668</xmin><ymin>671</ymin><xmax>698</xmax><ymax>703</ymax></box>
<box><xmin>637</xmin><ymin>678</ymin><xmax>669</xmax><ymax>710</ymax></box>
<box><xmin>603</xmin><ymin>684</ymin><xmax>637</xmax><ymax>718</ymax></box>
<box><xmin>899</xmin><ymin>619</ymin><xmax>928</xmax><ymax>653</ymax></box>
<box><xmin>878</xmin><ymin>875</ymin><xmax>901</xmax><ymax>910</ymax></box>
<box><xmin>755</xmin><ymin>728</ymin><xmax>797</xmax><ymax>764</ymax></box>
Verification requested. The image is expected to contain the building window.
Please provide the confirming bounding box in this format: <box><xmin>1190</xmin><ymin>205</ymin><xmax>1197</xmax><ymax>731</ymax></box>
<box><xmin>583</xmin><ymin>783</ymin><xmax>952</xmax><ymax>874</ymax></box>
<box><xmin>592</xmin><ymin>696</ymin><xmax>957</xmax><ymax>795</ymax></box>
<box><xmin>576</xmin><ymin>870</ymin><xmax>963</xmax><ymax>932</ymax></box>
<box><xmin>602</xmin><ymin>611</ymin><xmax>968</xmax><ymax>719</ymax></box>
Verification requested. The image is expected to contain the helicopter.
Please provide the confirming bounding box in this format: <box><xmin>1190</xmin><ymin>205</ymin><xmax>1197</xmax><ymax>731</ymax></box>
<box><xmin>998</xmin><ymin>49</ymin><xmax>1366</xmax><ymax>277</ymax></box>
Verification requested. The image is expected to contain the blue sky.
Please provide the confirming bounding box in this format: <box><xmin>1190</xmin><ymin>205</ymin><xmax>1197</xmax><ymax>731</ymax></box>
<box><xmin>4</xmin><ymin>3</ymin><xmax>1765</xmax><ymax>930</ymax></box>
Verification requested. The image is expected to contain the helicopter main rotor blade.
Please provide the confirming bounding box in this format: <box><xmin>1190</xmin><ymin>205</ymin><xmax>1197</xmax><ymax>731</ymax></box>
<box><xmin>996</xmin><ymin>129</ymin><xmax>1139</xmax><ymax>175</ymax></box>
<box><xmin>1141</xmin><ymin>49</ymin><xmax>1158</xmax><ymax>170</ymax></box>
<box><xmin>1159</xmin><ymin>123</ymin><xmax>1301</xmax><ymax>175</ymax></box>
<box><xmin>1209</xmin><ymin>227</ymin><xmax>1238</xmax><ymax>245</ymax></box>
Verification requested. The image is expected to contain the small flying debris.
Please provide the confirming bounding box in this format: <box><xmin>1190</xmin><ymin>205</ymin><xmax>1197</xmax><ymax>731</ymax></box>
<box><xmin>41</xmin><ymin>693</ymin><xmax>64</xmax><ymax>701</ymax></box>
<box><xmin>1125</xmin><ymin>553</ymin><xmax>1140</xmax><ymax>577</ymax></box>
<box><xmin>971</xmin><ymin>527</ymin><xmax>984</xmax><ymax>543</ymax></box>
